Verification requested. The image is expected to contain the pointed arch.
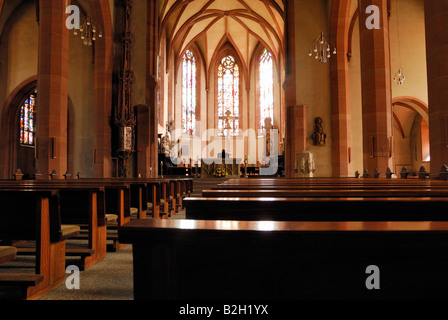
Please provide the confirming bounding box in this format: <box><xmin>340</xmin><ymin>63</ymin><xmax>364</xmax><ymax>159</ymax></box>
<box><xmin>208</xmin><ymin>36</ymin><xmax>248</xmax><ymax>90</ymax></box>
<box><xmin>0</xmin><ymin>76</ymin><xmax>37</xmax><ymax>178</ymax></box>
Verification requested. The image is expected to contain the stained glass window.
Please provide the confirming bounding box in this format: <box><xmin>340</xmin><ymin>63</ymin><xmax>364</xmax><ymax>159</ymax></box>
<box><xmin>218</xmin><ymin>55</ymin><xmax>239</xmax><ymax>136</ymax></box>
<box><xmin>259</xmin><ymin>49</ymin><xmax>274</xmax><ymax>130</ymax></box>
<box><xmin>19</xmin><ymin>92</ymin><xmax>36</xmax><ymax>146</ymax></box>
<box><xmin>182</xmin><ymin>50</ymin><xmax>196</xmax><ymax>135</ymax></box>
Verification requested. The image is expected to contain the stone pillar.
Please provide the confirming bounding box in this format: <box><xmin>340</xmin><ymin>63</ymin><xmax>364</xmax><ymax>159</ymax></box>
<box><xmin>36</xmin><ymin>0</ymin><xmax>69</xmax><ymax>178</ymax></box>
<box><xmin>358</xmin><ymin>0</ymin><xmax>394</xmax><ymax>176</ymax></box>
<box><xmin>285</xmin><ymin>105</ymin><xmax>306</xmax><ymax>177</ymax></box>
<box><xmin>283</xmin><ymin>0</ymin><xmax>306</xmax><ymax>178</ymax></box>
<box><xmin>424</xmin><ymin>1</ymin><xmax>448</xmax><ymax>177</ymax></box>
<box><xmin>147</xmin><ymin>0</ymin><xmax>159</xmax><ymax>177</ymax></box>
<box><xmin>330</xmin><ymin>0</ymin><xmax>352</xmax><ymax>177</ymax></box>
<box><xmin>91</xmin><ymin>0</ymin><xmax>113</xmax><ymax>177</ymax></box>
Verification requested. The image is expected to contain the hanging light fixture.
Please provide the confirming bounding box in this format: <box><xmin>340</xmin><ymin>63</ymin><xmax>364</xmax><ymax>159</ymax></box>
<box><xmin>394</xmin><ymin>68</ymin><xmax>406</xmax><ymax>85</ymax></box>
<box><xmin>308</xmin><ymin>1</ymin><xmax>336</xmax><ymax>64</ymax></box>
<box><xmin>308</xmin><ymin>32</ymin><xmax>337</xmax><ymax>64</ymax></box>
<box><xmin>393</xmin><ymin>0</ymin><xmax>405</xmax><ymax>85</ymax></box>
<box><xmin>73</xmin><ymin>15</ymin><xmax>103</xmax><ymax>46</ymax></box>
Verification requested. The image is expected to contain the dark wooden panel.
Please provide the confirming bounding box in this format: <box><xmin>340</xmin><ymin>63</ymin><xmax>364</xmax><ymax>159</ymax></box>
<box><xmin>119</xmin><ymin>219</ymin><xmax>448</xmax><ymax>300</ymax></box>
<box><xmin>184</xmin><ymin>197</ymin><xmax>448</xmax><ymax>221</ymax></box>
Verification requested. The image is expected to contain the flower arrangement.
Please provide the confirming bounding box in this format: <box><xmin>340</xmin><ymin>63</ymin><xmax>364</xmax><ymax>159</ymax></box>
<box><xmin>213</xmin><ymin>167</ymin><xmax>228</xmax><ymax>178</ymax></box>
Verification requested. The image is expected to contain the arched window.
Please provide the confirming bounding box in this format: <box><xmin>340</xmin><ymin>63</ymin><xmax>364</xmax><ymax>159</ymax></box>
<box><xmin>259</xmin><ymin>48</ymin><xmax>273</xmax><ymax>130</ymax></box>
<box><xmin>182</xmin><ymin>50</ymin><xmax>197</xmax><ymax>135</ymax></box>
<box><xmin>218</xmin><ymin>55</ymin><xmax>239</xmax><ymax>136</ymax></box>
<box><xmin>19</xmin><ymin>91</ymin><xmax>36</xmax><ymax>147</ymax></box>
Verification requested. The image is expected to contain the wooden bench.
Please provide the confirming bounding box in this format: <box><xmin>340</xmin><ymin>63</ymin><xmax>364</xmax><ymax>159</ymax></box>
<box><xmin>0</xmin><ymin>181</ymin><xmax>107</xmax><ymax>270</ymax></box>
<box><xmin>184</xmin><ymin>196</ymin><xmax>448</xmax><ymax>221</ymax></box>
<box><xmin>150</xmin><ymin>178</ymin><xmax>182</xmax><ymax>218</ymax></box>
<box><xmin>119</xmin><ymin>219</ymin><xmax>448</xmax><ymax>299</ymax></box>
<box><xmin>78</xmin><ymin>178</ymin><xmax>143</xmax><ymax>220</ymax></box>
<box><xmin>213</xmin><ymin>177</ymin><xmax>448</xmax><ymax>190</ymax></box>
<box><xmin>15</xmin><ymin>179</ymin><xmax>132</xmax><ymax>253</ymax></box>
<box><xmin>202</xmin><ymin>188</ymin><xmax>448</xmax><ymax>198</ymax></box>
<box><xmin>0</xmin><ymin>190</ymin><xmax>79</xmax><ymax>299</ymax></box>
<box><xmin>123</xmin><ymin>177</ymin><xmax>192</xmax><ymax>219</ymax></box>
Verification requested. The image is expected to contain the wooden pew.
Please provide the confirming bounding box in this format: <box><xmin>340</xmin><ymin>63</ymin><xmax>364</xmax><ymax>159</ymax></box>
<box><xmin>19</xmin><ymin>179</ymin><xmax>132</xmax><ymax>253</ymax></box>
<box><xmin>189</xmin><ymin>177</ymin><xmax>448</xmax><ymax>220</ymax></box>
<box><xmin>159</xmin><ymin>177</ymin><xmax>193</xmax><ymax>213</ymax></box>
<box><xmin>111</xmin><ymin>177</ymin><xmax>192</xmax><ymax>219</ymax></box>
<box><xmin>0</xmin><ymin>190</ymin><xmax>79</xmax><ymax>299</ymax></box>
<box><xmin>119</xmin><ymin>219</ymin><xmax>448</xmax><ymax>299</ymax></box>
<box><xmin>77</xmin><ymin>178</ymin><xmax>145</xmax><ymax>220</ymax></box>
<box><xmin>0</xmin><ymin>181</ymin><xmax>107</xmax><ymax>270</ymax></box>
<box><xmin>213</xmin><ymin>178</ymin><xmax>448</xmax><ymax>190</ymax></box>
<box><xmin>125</xmin><ymin>178</ymin><xmax>171</xmax><ymax>219</ymax></box>
<box><xmin>202</xmin><ymin>188</ymin><xmax>448</xmax><ymax>198</ymax></box>
<box><xmin>154</xmin><ymin>178</ymin><xmax>181</xmax><ymax>217</ymax></box>
<box><xmin>184</xmin><ymin>196</ymin><xmax>448</xmax><ymax>221</ymax></box>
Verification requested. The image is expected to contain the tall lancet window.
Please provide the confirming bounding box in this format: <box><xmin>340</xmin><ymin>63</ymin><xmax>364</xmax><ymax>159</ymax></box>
<box><xmin>19</xmin><ymin>92</ymin><xmax>36</xmax><ymax>147</ymax></box>
<box><xmin>218</xmin><ymin>55</ymin><xmax>239</xmax><ymax>136</ymax></box>
<box><xmin>259</xmin><ymin>49</ymin><xmax>274</xmax><ymax>130</ymax></box>
<box><xmin>182</xmin><ymin>50</ymin><xmax>197</xmax><ymax>135</ymax></box>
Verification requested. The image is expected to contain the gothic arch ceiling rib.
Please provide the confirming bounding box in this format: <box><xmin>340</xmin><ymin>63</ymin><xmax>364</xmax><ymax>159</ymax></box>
<box><xmin>158</xmin><ymin>0</ymin><xmax>284</xmax><ymax>73</ymax></box>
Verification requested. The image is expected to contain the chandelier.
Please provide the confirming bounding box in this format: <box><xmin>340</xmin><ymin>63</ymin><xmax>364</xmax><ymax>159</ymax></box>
<box><xmin>393</xmin><ymin>0</ymin><xmax>405</xmax><ymax>85</ymax></box>
<box><xmin>394</xmin><ymin>68</ymin><xmax>405</xmax><ymax>85</ymax></box>
<box><xmin>308</xmin><ymin>32</ymin><xmax>336</xmax><ymax>64</ymax></box>
<box><xmin>73</xmin><ymin>16</ymin><xmax>103</xmax><ymax>46</ymax></box>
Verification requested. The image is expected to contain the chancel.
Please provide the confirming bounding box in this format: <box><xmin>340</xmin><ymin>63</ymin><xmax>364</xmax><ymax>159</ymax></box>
<box><xmin>1</xmin><ymin>0</ymin><xmax>448</xmax><ymax>303</ymax></box>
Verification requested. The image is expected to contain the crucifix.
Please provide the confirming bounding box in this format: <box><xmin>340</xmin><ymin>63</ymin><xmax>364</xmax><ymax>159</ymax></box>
<box><xmin>219</xmin><ymin>110</ymin><xmax>235</xmax><ymax>163</ymax></box>
<box><xmin>220</xmin><ymin>110</ymin><xmax>235</xmax><ymax>134</ymax></box>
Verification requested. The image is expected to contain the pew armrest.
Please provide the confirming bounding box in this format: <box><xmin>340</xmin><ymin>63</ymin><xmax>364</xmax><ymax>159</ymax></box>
<box><xmin>0</xmin><ymin>246</ymin><xmax>17</xmax><ymax>265</ymax></box>
<box><xmin>61</xmin><ymin>225</ymin><xmax>81</xmax><ymax>240</ymax></box>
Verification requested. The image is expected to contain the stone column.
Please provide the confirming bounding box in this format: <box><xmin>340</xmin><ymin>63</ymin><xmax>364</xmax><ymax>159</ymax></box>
<box><xmin>147</xmin><ymin>0</ymin><xmax>159</xmax><ymax>177</ymax></box>
<box><xmin>285</xmin><ymin>105</ymin><xmax>306</xmax><ymax>177</ymax></box>
<box><xmin>424</xmin><ymin>0</ymin><xmax>448</xmax><ymax>177</ymax></box>
<box><xmin>330</xmin><ymin>0</ymin><xmax>352</xmax><ymax>177</ymax></box>
<box><xmin>358</xmin><ymin>0</ymin><xmax>394</xmax><ymax>176</ymax></box>
<box><xmin>91</xmin><ymin>0</ymin><xmax>113</xmax><ymax>177</ymax></box>
<box><xmin>283</xmin><ymin>0</ymin><xmax>307</xmax><ymax>178</ymax></box>
<box><xmin>36</xmin><ymin>0</ymin><xmax>69</xmax><ymax>178</ymax></box>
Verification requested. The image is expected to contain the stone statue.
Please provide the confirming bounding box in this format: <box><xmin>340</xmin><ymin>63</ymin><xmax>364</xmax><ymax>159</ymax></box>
<box><xmin>312</xmin><ymin>117</ymin><xmax>326</xmax><ymax>145</ymax></box>
<box><xmin>161</xmin><ymin>121</ymin><xmax>175</xmax><ymax>157</ymax></box>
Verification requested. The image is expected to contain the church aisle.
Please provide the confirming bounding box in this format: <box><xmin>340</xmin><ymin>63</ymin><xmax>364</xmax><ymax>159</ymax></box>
<box><xmin>38</xmin><ymin>206</ymin><xmax>184</xmax><ymax>301</ymax></box>
<box><xmin>38</xmin><ymin>243</ymin><xmax>134</xmax><ymax>300</ymax></box>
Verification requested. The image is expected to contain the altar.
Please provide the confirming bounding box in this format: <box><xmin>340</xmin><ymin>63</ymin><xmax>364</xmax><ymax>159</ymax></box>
<box><xmin>200</xmin><ymin>158</ymin><xmax>242</xmax><ymax>178</ymax></box>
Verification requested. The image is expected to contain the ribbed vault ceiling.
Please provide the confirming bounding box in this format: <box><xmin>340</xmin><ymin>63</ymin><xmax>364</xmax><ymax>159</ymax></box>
<box><xmin>158</xmin><ymin>0</ymin><xmax>285</xmax><ymax>73</ymax></box>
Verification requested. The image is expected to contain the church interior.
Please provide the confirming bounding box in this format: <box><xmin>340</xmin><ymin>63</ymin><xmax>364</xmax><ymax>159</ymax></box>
<box><xmin>1</xmin><ymin>0</ymin><xmax>448</xmax><ymax>302</ymax></box>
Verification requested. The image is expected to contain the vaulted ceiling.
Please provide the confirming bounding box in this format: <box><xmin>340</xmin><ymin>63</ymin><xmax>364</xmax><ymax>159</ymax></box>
<box><xmin>158</xmin><ymin>0</ymin><xmax>285</xmax><ymax>75</ymax></box>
